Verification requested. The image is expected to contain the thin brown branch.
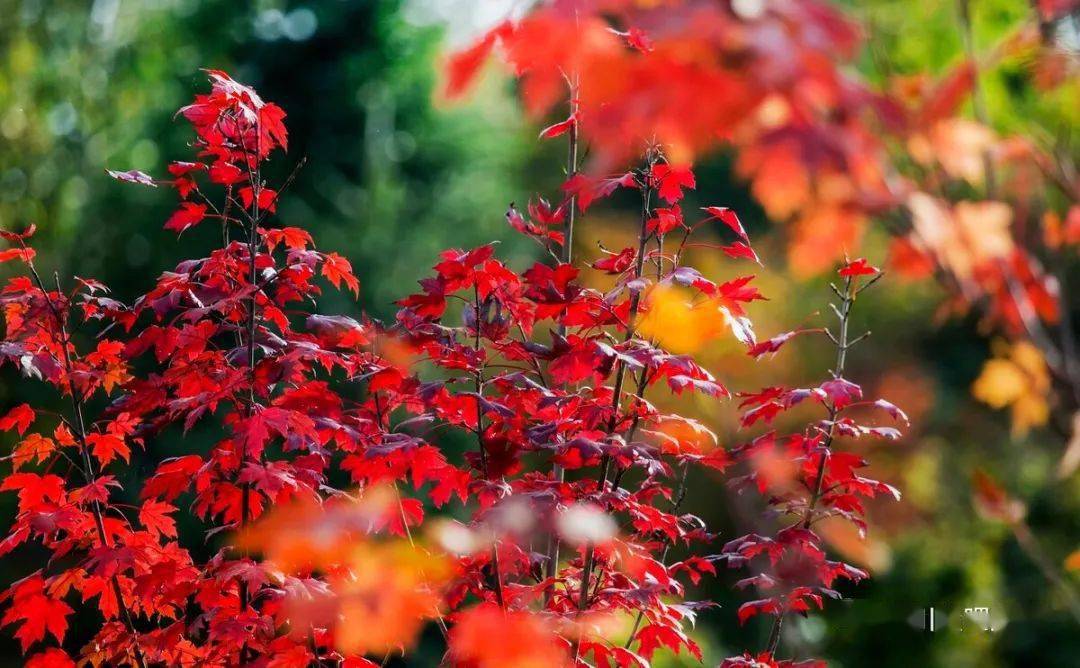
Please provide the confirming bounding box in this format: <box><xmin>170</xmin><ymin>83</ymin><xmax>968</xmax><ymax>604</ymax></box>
<box><xmin>545</xmin><ymin>84</ymin><xmax>581</xmax><ymax>605</ymax></box>
<box><xmin>24</xmin><ymin>264</ymin><xmax>148</xmax><ymax>668</ymax></box>
<box><xmin>573</xmin><ymin>156</ymin><xmax>656</xmax><ymax>661</ymax></box>
<box><xmin>765</xmin><ymin>274</ymin><xmax>859</xmax><ymax>656</ymax></box>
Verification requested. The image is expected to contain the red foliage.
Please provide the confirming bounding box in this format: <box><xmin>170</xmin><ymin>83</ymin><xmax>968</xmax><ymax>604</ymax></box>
<box><xmin>445</xmin><ymin>0</ymin><xmax>1070</xmax><ymax>375</ymax></box>
<box><xmin>0</xmin><ymin>69</ymin><xmax>898</xmax><ymax>667</ymax></box>
<box><xmin>720</xmin><ymin>263</ymin><xmax>902</xmax><ymax>663</ymax></box>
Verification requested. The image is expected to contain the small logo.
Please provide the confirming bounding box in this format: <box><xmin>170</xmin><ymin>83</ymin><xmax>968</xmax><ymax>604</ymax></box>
<box><xmin>915</xmin><ymin>605</ymin><xmax>998</xmax><ymax>633</ymax></box>
<box><xmin>960</xmin><ymin>606</ymin><xmax>993</xmax><ymax>632</ymax></box>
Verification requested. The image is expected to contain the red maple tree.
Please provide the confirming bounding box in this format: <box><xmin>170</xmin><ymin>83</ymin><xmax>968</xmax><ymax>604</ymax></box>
<box><xmin>0</xmin><ymin>62</ymin><xmax>901</xmax><ymax>667</ymax></box>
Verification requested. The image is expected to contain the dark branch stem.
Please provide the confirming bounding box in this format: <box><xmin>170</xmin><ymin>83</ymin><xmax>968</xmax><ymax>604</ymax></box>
<box><xmin>238</xmin><ymin>148</ymin><xmax>263</xmax><ymax>620</ymax></box>
<box><xmin>766</xmin><ymin>275</ymin><xmax>856</xmax><ymax>656</ymax></box>
<box><xmin>573</xmin><ymin>161</ymin><xmax>654</xmax><ymax>660</ymax></box>
<box><xmin>472</xmin><ymin>286</ymin><xmax>506</xmax><ymax>609</ymax></box>
<box><xmin>545</xmin><ymin>87</ymin><xmax>580</xmax><ymax>605</ymax></box>
<box><xmin>26</xmin><ymin>266</ymin><xmax>147</xmax><ymax>668</ymax></box>
<box><xmin>1011</xmin><ymin>521</ymin><xmax>1080</xmax><ymax>623</ymax></box>
<box><xmin>623</xmin><ymin>459</ymin><xmax>689</xmax><ymax>648</ymax></box>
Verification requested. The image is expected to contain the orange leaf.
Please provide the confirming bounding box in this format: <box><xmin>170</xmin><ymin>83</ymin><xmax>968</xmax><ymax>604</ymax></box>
<box><xmin>449</xmin><ymin>603</ymin><xmax>571</xmax><ymax>668</ymax></box>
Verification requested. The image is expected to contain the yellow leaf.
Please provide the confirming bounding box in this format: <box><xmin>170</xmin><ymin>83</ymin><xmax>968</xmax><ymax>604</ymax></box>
<box><xmin>972</xmin><ymin>359</ymin><xmax>1027</xmax><ymax>408</ymax></box>
<box><xmin>972</xmin><ymin>340</ymin><xmax>1049</xmax><ymax>436</ymax></box>
<box><xmin>636</xmin><ymin>284</ymin><xmax>723</xmax><ymax>354</ymax></box>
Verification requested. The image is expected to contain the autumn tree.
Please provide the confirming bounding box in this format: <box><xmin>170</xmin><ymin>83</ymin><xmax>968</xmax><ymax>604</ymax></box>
<box><xmin>0</xmin><ymin>17</ymin><xmax>909</xmax><ymax>666</ymax></box>
<box><xmin>446</xmin><ymin>0</ymin><xmax>1080</xmax><ymax>631</ymax></box>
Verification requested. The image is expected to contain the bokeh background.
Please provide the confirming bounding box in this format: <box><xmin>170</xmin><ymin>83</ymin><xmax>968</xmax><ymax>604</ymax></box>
<box><xmin>1</xmin><ymin>1</ymin><xmax>1077</xmax><ymax>666</ymax></box>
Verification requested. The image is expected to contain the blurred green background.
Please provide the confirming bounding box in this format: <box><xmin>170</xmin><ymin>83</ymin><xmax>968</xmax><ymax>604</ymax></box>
<box><xmin>1</xmin><ymin>1</ymin><xmax>1077</xmax><ymax>666</ymax></box>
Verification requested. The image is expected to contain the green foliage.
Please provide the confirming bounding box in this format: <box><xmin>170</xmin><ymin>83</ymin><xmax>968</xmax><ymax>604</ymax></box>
<box><xmin>0</xmin><ymin>0</ymin><xmax>534</xmax><ymax>314</ymax></box>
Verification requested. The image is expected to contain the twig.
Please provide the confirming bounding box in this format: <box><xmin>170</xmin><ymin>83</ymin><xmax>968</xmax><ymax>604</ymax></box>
<box><xmin>24</xmin><ymin>263</ymin><xmax>148</xmax><ymax>668</ymax></box>
<box><xmin>573</xmin><ymin>156</ymin><xmax>656</xmax><ymax>661</ymax></box>
<box><xmin>765</xmin><ymin>274</ymin><xmax>861</xmax><ymax>656</ymax></box>
<box><xmin>545</xmin><ymin>81</ymin><xmax>580</xmax><ymax>605</ymax></box>
<box><xmin>472</xmin><ymin>285</ymin><xmax>506</xmax><ymax>609</ymax></box>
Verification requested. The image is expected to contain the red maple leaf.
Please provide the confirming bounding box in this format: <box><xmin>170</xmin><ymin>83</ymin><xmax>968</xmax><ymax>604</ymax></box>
<box><xmin>321</xmin><ymin>252</ymin><xmax>360</xmax><ymax>296</ymax></box>
<box><xmin>0</xmin><ymin>574</ymin><xmax>73</xmax><ymax>652</ymax></box>
<box><xmin>164</xmin><ymin>202</ymin><xmax>207</xmax><ymax>233</ymax></box>
<box><xmin>650</xmin><ymin>163</ymin><xmax>696</xmax><ymax>204</ymax></box>
<box><xmin>0</xmin><ymin>404</ymin><xmax>34</xmax><ymax>435</ymax></box>
<box><xmin>139</xmin><ymin>500</ymin><xmax>178</xmax><ymax>539</ymax></box>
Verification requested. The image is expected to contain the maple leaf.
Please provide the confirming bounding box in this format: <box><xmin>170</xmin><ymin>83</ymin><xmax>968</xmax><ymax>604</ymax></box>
<box><xmin>650</xmin><ymin>163</ymin><xmax>696</xmax><ymax>204</ymax></box>
<box><xmin>0</xmin><ymin>225</ymin><xmax>35</xmax><ymax>245</ymax></box>
<box><xmin>721</xmin><ymin>652</ymin><xmax>825</xmax><ymax>668</ymax></box>
<box><xmin>306</xmin><ymin>314</ymin><xmax>370</xmax><ymax>348</ymax></box>
<box><xmin>321</xmin><ymin>252</ymin><xmax>360</xmax><ymax>296</ymax></box>
<box><xmin>592</xmin><ymin>247</ymin><xmax>635</xmax><ymax>274</ymax></box>
<box><xmin>0</xmin><ymin>247</ymin><xmax>36</xmax><ymax>264</ymax></box>
<box><xmin>562</xmin><ymin>172</ymin><xmax>636</xmax><ymax>211</ymax></box>
<box><xmin>820</xmin><ymin>378</ymin><xmax>862</xmax><ymax>409</ymax></box>
<box><xmin>839</xmin><ymin>257</ymin><xmax>878</xmax><ymax>277</ymax></box>
<box><xmin>12</xmin><ymin>434</ymin><xmax>55</xmax><ymax>472</ymax></box>
<box><xmin>442</xmin><ymin>24</ymin><xmax>507</xmax><ymax>99</ymax></box>
<box><xmin>608</xmin><ymin>26</ymin><xmax>654</xmax><ymax>53</ymax></box>
<box><xmin>142</xmin><ymin>455</ymin><xmax>204</xmax><ymax>501</ymax></box>
<box><xmin>86</xmin><ymin>432</ymin><xmax>131</xmax><ymax>466</ymax></box>
<box><xmin>0</xmin><ymin>473</ymin><xmax>65</xmax><ymax>512</ymax></box>
<box><xmin>719</xmin><ymin>305</ymin><xmax>756</xmax><ymax>346</ymax></box>
<box><xmin>527</xmin><ymin>197</ymin><xmax>565</xmax><ymax>226</ymax></box>
<box><xmin>209</xmin><ymin>160</ymin><xmax>244</xmax><ymax>185</ymax></box>
<box><xmin>972</xmin><ymin>340</ymin><xmax>1050</xmax><ymax>436</ymax></box>
<box><xmin>164</xmin><ymin>202</ymin><xmax>207</xmax><ymax>233</ymax></box>
<box><xmin>647</xmin><ymin>205</ymin><xmax>684</xmax><ymax>235</ymax></box>
<box><xmin>736</xmin><ymin>598</ymin><xmax>781</xmax><ymax>624</ymax></box>
<box><xmin>721</xmin><ymin>241</ymin><xmax>761</xmax><ymax>264</ymax></box>
<box><xmin>0</xmin><ymin>574</ymin><xmax>73</xmax><ymax>652</ymax></box>
<box><xmin>259</xmin><ymin>102</ymin><xmax>289</xmax><ymax>151</ymax></box>
<box><xmin>139</xmin><ymin>499</ymin><xmax>178</xmax><ymax>539</ymax></box>
<box><xmin>86</xmin><ymin>340</ymin><xmax>129</xmax><ymax>394</ymax></box>
<box><xmin>167</xmin><ymin>161</ymin><xmax>204</xmax><ymax>177</ymax></box>
<box><xmin>265</xmin><ymin>227</ymin><xmax>313</xmax><ymax>252</ymax></box>
<box><xmin>0</xmin><ymin>404</ymin><xmax>34</xmax><ymax>435</ymax></box>
<box><xmin>703</xmin><ymin>206</ymin><xmax>749</xmax><ymax>242</ymax></box>
<box><xmin>239</xmin><ymin>186</ymin><xmax>278</xmax><ymax>213</ymax></box>
<box><xmin>635</xmin><ymin>623</ymin><xmax>698</xmax><ymax>661</ymax></box>
<box><xmin>70</xmin><ymin>475</ymin><xmax>119</xmax><ymax>506</ymax></box>
<box><xmin>871</xmin><ymin>399</ymin><xmax>910</xmax><ymax>424</ymax></box>
<box><xmin>747</xmin><ymin>330</ymin><xmax>817</xmax><ymax>358</ymax></box>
